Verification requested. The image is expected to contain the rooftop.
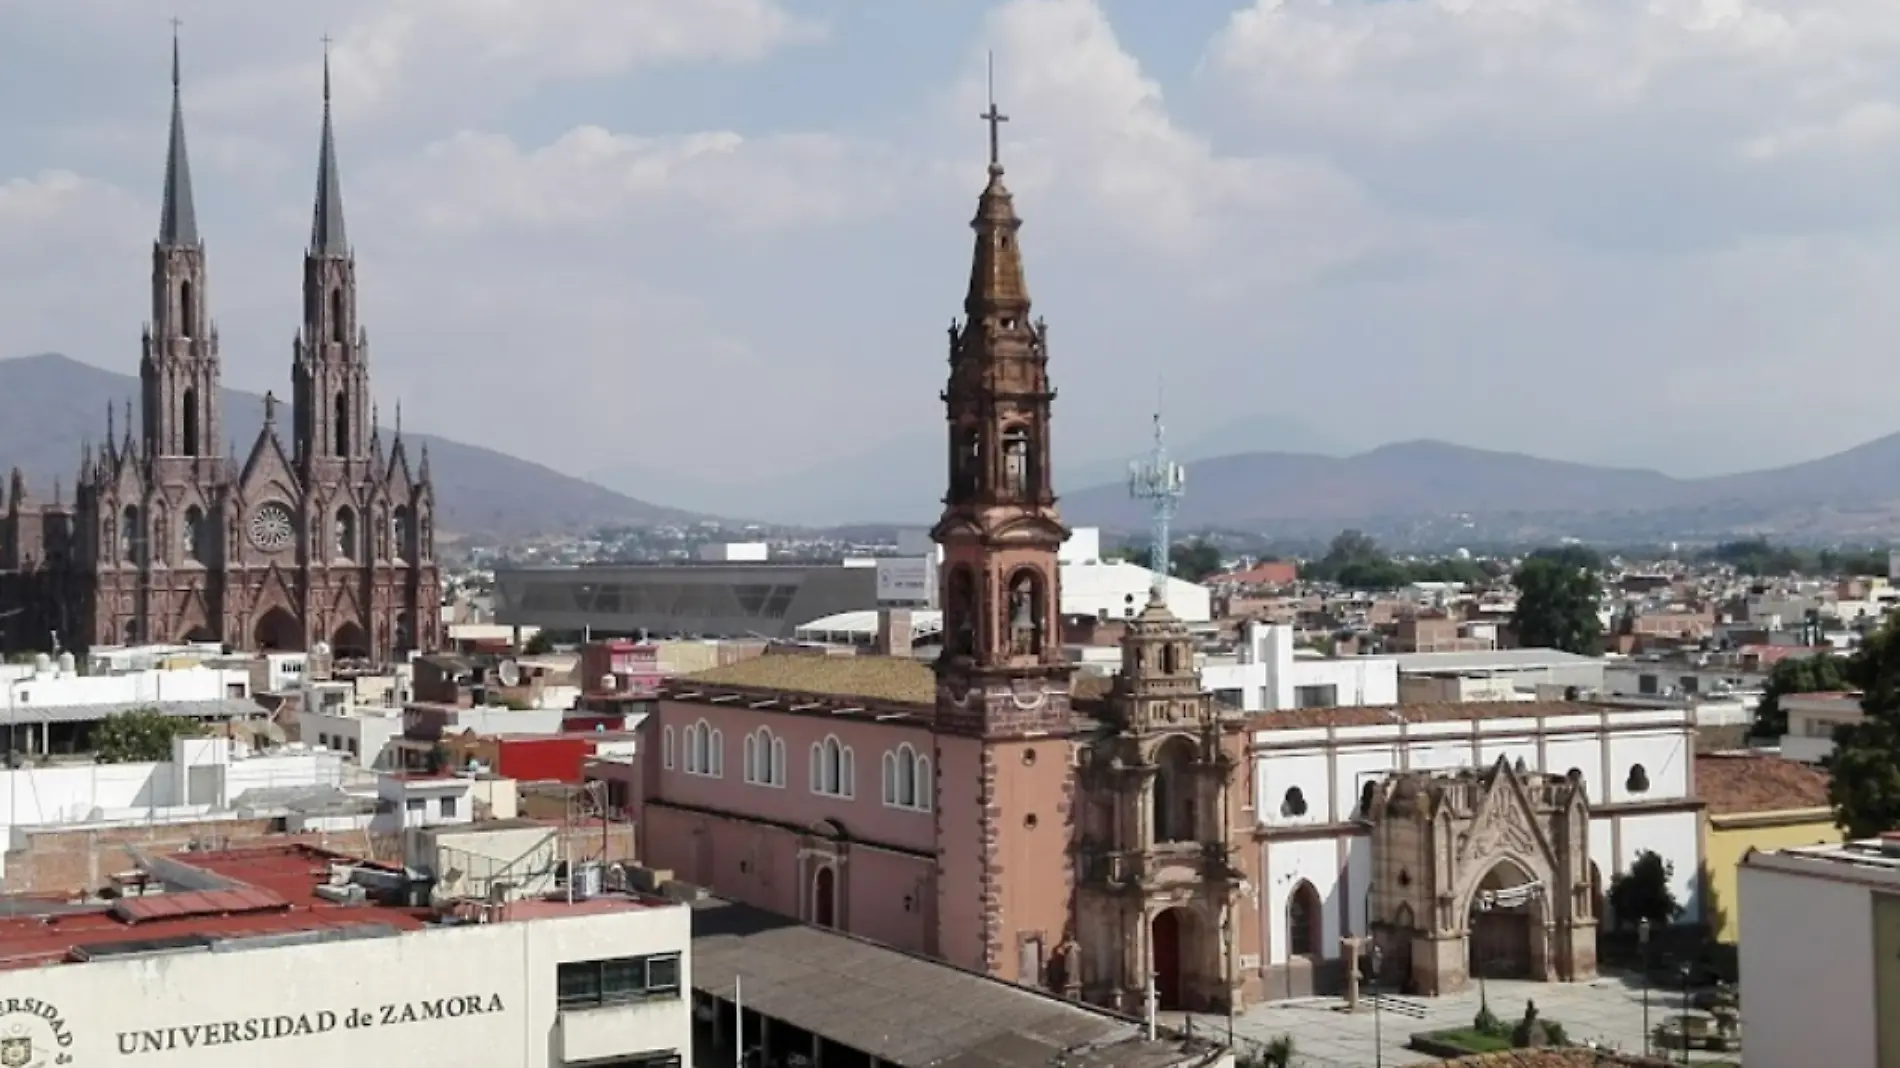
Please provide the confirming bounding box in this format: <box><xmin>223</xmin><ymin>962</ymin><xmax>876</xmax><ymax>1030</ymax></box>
<box><xmin>689</xmin><ymin>898</ymin><xmax>1215</xmax><ymax>1068</ymax></box>
<box><xmin>1429</xmin><ymin>1052</ymin><xmax>1676</xmax><ymax>1066</ymax></box>
<box><xmin>1248</xmin><ymin>699</ymin><xmax>1673</xmax><ymax>732</ymax></box>
<box><xmin>1392</xmin><ymin>649</ymin><xmax>1603</xmax><ymax>673</ymax></box>
<box><xmin>1741</xmin><ymin>836</ymin><xmax>1900</xmax><ymax>890</ymax></box>
<box><xmin>0</xmin><ymin>842</ymin><xmax>651</xmax><ymax>971</ymax></box>
<box><xmin>1695</xmin><ymin>752</ymin><xmax>1831</xmax><ymax>816</ymax></box>
<box><xmin>685</xmin><ymin>653</ymin><xmax>938</xmax><ymax>706</ymax></box>
<box><xmin>676</xmin><ymin>653</ymin><xmax>1114</xmax><ymax>715</ymax></box>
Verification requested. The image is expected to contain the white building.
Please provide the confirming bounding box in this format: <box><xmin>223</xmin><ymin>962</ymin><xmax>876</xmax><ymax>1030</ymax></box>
<box><xmin>1780</xmin><ymin>691</ymin><xmax>1862</xmax><ymax>763</ymax></box>
<box><xmin>1738</xmin><ymin>838</ymin><xmax>1900</xmax><ymax>1068</ymax></box>
<box><xmin>0</xmin><ymin>654</ymin><xmax>258</xmax><ymax>753</ymax></box>
<box><xmin>1201</xmin><ymin>622</ymin><xmax>1399</xmax><ymax>713</ymax></box>
<box><xmin>300</xmin><ymin>682</ymin><xmax>404</xmax><ymax>767</ymax></box>
<box><xmin>0</xmin><ymin>843</ymin><xmax>693</xmax><ymax>1068</ymax></box>
<box><xmin>1251</xmin><ymin>701</ymin><xmax>1702</xmax><ymax>987</ymax></box>
<box><xmin>0</xmin><ymin>736</ymin><xmax>346</xmax><ymax>874</ymax></box>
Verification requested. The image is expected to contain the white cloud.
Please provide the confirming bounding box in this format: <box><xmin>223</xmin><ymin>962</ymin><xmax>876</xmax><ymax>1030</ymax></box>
<box><xmin>0</xmin><ymin>172</ymin><xmax>146</xmax><ymax>357</ymax></box>
<box><xmin>380</xmin><ymin>127</ymin><xmax>902</xmax><ymax>236</ymax></box>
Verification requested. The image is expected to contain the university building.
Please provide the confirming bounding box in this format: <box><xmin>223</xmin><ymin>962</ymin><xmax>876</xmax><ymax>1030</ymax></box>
<box><xmin>0</xmin><ymin>843</ymin><xmax>692</xmax><ymax>1068</ymax></box>
<box><xmin>619</xmin><ymin>120</ymin><xmax>1703</xmax><ymax>1011</ymax></box>
<box><xmin>0</xmin><ymin>40</ymin><xmax>440</xmax><ymax>663</ymax></box>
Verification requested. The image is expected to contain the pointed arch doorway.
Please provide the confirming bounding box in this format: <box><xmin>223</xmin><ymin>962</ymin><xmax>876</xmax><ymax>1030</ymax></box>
<box><xmin>253</xmin><ymin>608</ymin><xmax>303</xmax><ymax>652</ymax></box>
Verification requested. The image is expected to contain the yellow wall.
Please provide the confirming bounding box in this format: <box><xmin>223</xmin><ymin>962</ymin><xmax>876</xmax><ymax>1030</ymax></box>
<box><xmin>1876</xmin><ymin>893</ymin><xmax>1900</xmax><ymax>1068</ymax></box>
<box><xmin>1704</xmin><ymin>813</ymin><xmax>1841</xmax><ymax>943</ymax></box>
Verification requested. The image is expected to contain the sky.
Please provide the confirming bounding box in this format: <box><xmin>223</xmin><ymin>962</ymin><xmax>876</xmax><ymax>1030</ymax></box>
<box><xmin>6</xmin><ymin>0</ymin><xmax>1900</xmax><ymax>497</ymax></box>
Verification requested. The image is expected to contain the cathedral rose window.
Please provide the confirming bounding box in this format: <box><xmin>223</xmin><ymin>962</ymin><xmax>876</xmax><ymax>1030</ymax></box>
<box><xmin>249</xmin><ymin>502</ymin><xmax>295</xmax><ymax>552</ymax></box>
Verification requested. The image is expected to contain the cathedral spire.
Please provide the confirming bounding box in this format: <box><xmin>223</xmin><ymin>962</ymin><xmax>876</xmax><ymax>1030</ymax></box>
<box><xmin>309</xmin><ymin>38</ymin><xmax>348</xmax><ymax>257</ymax></box>
<box><xmin>158</xmin><ymin>19</ymin><xmax>199</xmax><ymax>248</ymax></box>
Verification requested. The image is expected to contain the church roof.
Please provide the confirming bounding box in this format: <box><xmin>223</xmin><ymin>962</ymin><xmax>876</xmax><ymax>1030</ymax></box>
<box><xmin>1248</xmin><ymin>699</ymin><xmax>1636</xmax><ymax>733</ymax></box>
<box><xmin>674</xmin><ymin>653</ymin><xmax>1112</xmax><ymax>712</ymax></box>
<box><xmin>683</xmin><ymin>653</ymin><xmax>937</xmax><ymax>707</ymax></box>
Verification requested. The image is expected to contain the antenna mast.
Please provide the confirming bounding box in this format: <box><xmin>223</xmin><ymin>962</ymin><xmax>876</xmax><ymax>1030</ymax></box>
<box><xmin>1127</xmin><ymin>389</ymin><xmax>1186</xmax><ymax>593</ymax></box>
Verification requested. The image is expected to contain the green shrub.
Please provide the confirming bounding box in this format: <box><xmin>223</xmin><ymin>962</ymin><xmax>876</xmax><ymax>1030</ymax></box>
<box><xmin>1473</xmin><ymin>1004</ymin><xmax>1504</xmax><ymax>1036</ymax></box>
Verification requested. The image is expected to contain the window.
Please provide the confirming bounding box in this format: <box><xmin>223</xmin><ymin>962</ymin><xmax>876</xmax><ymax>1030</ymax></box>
<box><xmin>392</xmin><ymin>506</ymin><xmax>411</xmax><ymax>560</ymax></box>
<box><xmin>1293</xmin><ymin>684</ymin><xmax>1338</xmax><ymax>709</ymax></box>
<box><xmin>1625</xmin><ymin>764</ymin><xmax>1650</xmax><ymax>794</ymax></box>
<box><xmin>1280</xmin><ymin>786</ymin><xmax>1308</xmax><ymax>818</ymax></box>
<box><xmin>182</xmin><ymin>506</ymin><xmax>207</xmax><ymax>563</ymax></box>
<box><xmin>811</xmin><ymin>736</ymin><xmax>854</xmax><ymax>798</ymax></box>
<box><xmin>1001</xmin><ymin>425</ymin><xmax>1035</xmax><ymax>498</ymax></box>
<box><xmin>1006</xmin><ymin>568</ymin><xmax>1047</xmax><ymax>657</ymax></box>
<box><xmin>744</xmin><ymin>728</ymin><xmax>785</xmax><ymax>787</ymax></box>
<box><xmin>120</xmin><ymin>505</ymin><xmax>141</xmax><ymax>564</ymax></box>
<box><xmin>556</xmin><ymin>953</ymin><xmax>683</xmax><ymax>1008</ymax></box>
<box><xmin>334</xmin><ymin>506</ymin><xmax>357</xmax><ymax>560</ymax></box>
<box><xmin>440</xmin><ymin>796</ymin><xmax>458</xmax><ymax>819</ymax></box>
<box><xmin>662</xmin><ymin>726</ymin><xmax>675</xmax><ymax>770</ymax></box>
<box><xmin>882</xmin><ymin>744</ymin><xmax>932</xmax><ymax>812</ymax></box>
<box><xmin>684</xmin><ymin>720</ymin><xmax>722</xmax><ymax>778</ymax></box>
<box><xmin>405</xmin><ymin>798</ymin><xmax>425</xmax><ymax>815</ymax></box>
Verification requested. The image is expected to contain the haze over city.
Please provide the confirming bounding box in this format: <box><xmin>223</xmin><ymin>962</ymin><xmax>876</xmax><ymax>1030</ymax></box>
<box><xmin>7</xmin><ymin>0</ymin><xmax>1900</xmax><ymax>507</ymax></box>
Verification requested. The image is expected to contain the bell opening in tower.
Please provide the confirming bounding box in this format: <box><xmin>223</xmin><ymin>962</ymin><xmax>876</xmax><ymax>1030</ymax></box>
<box><xmin>945</xmin><ymin>566</ymin><xmax>977</xmax><ymax>658</ymax></box>
<box><xmin>1006</xmin><ymin>568</ymin><xmax>1047</xmax><ymax>658</ymax></box>
<box><xmin>181</xmin><ymin>388</ymin><xmax>199</xmax><ymax>456</ymax></box>
<box><xmin>333</xmin><ymin>392</ymin><xmax>349</xmax><ymax>457</ymax></box>
<box><xmin>179</xmin><ymin>280</ymin><xmax>195</xmax><ymax>338</ymax></box>
<box><xmin>951</xmin><ymin>424</ymin><xmax>981</xmax><ymax>501</ymax></box>
<box><xmin>330</xmin><ymin>287</ymin><xmax>345</xmax><ymax>345</ymax></box>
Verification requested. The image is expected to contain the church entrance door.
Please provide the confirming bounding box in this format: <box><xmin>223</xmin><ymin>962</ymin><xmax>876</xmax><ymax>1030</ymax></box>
<box><xmin>813</xmin><ymin>866</ymin><xmax>836</xmax><ymax>928</ymax></box>
<box><xmin>1468</xmin><ymin>862</ymin><xmax>1539</xmax><ymax>981</ymax></box>
<box><xmin>253</xmin><ymin>608</ymin><xmax>303</xmax><ymax>652</ymax></box>
<box><xmin>1152</xmin><ymin>907</ymin><xmax>1185</xmax><ymax>1010</ymax></box>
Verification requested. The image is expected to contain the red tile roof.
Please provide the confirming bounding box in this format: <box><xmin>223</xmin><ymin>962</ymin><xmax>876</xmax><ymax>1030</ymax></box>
<box><xmin>110</xmin><ymin>887</ymin><xmax>287</xmax><ymax>924</ymax></box>
<box><xmin>1697</xmin><ymin>752</ymin><xmax>1832</xmax><ymax>815</ymax></box>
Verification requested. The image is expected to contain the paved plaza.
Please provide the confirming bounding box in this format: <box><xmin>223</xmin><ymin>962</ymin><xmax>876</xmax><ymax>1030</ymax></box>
<box><xmin>1173</xmin><ymin>971</ymin><xmax>1724</xmax><ymax>1067</ymax></box>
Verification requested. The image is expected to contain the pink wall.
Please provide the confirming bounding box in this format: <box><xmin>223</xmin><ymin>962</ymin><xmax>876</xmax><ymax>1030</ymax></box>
<box><xmin>936</xmin><ymin>734</ymin><xmax>987</xmax><ymax>973</ymax></box>
<box><xmin>645</xmin><ymin>699</ymin><xmax>938</xmax><ymax>854</ymax></box>
<box><xmin>642</xmin><ymin>801</ymin><xmax>936</xmax><ymax>956</ymax></box>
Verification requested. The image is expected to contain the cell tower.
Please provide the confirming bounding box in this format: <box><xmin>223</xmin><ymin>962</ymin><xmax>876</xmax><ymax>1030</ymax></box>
<box><xmin>1127</xmin><ymin>401</ymin><xmax>1186</xmax><ymax>592</ymax></box>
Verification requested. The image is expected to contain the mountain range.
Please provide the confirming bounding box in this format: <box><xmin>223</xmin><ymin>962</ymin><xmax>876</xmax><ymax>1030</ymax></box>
<box><xmin>11</xmin><ymin>352</ymin><xmax>1900</xmax><ymax>541</ymax></box>
<box><xmin>1058</xmin><ymin>436</ymin><xmax>1900</xmax><ymax>535</ymax></box>
<box><xmin>0</xmin><ymin>354</ymin><xmax>694</xmax><ymax>539</ymax></box>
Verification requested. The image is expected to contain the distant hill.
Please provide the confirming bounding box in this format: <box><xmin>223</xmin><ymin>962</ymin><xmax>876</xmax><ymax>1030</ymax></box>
<box><xmin>586</xmin><ymin>413</ymin><xmax>1353</xmax><ymax>525</ymax></box>
<box><xmin>1060</xmin><ymin>436</ymin><xmax>1900</xmax><ymax>533</ymax></box>
<box><xmin>0</xmin><ymin>354</ymin><xmax>700</xmax><ymax>538</ymax></box>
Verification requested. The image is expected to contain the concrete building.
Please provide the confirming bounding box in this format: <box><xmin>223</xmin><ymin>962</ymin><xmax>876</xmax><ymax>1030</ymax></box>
<box><xmin>1780</xmin><ymin>691</ymin><xmax>1862</xmax><ymax>763</ymax></box>
<box><xmin>493</xmin><ymin>526</ymin><xmax>1211</xmax><ymax>641</ymax></box>
<box><xmin>1739</xmin><ymin>838</ymin><xmax>1900</xmax><ymax>1068</ymax></box>
<box><xmin>1200</xmin><ymin>622</ymin><xmax>1399</xmax><ymax>713</ymax></box>
<box><xmin>0</xmin><ymin>843</ymin><xmax>692</xmax><ymax>1068</ymax></box>
<box><xmin>1392</xmin><ymin>648</ymin><xmax>1607</xmax><ymax>698</ymax></box>
<box><xmin>0</xmin><ymin>653</ymin><xmax>260</xmax><ymax>754</ymax></box>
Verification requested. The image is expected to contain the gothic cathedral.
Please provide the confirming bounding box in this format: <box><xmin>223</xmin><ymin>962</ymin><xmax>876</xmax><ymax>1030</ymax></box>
<box><xmin>0</xmin><ymin>40</ymin><xmax>439</xmax><ymax>663</ymax></box>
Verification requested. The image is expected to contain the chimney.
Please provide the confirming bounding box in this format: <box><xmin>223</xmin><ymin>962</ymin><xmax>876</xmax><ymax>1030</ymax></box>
<box><xmin>876</xmin><ymin>609</ymin><xmax>914</xmax><ymax>659</ymax></box>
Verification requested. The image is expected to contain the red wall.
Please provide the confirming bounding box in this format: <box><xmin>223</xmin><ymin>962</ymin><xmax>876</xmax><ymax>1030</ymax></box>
<box><xmin>494</xmin><ymin>737</ymin><xmax>595</xmax><ymax>784</ymax></box>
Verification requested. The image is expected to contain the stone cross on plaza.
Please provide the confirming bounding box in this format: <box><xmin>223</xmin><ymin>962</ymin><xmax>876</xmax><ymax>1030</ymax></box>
<box><xmin>1341</xmin><ymin>935</ymin><xmax>1367</xmax><ymax>1012</ymax></box>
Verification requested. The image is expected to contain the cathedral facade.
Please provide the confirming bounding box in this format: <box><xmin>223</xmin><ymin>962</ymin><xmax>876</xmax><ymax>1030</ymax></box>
<box><xmin>0</xmin><ymin>43</ymin><xmax>439</xmax><ymax>663</ymax></box>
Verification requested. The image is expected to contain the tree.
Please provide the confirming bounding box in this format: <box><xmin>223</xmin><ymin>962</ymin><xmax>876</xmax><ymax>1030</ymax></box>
<box><xmin>522</xmin><ymin>630</ymin><xmax>554</xmax><ymax>655</ymax></box>
<box><xmin>1749</xmin><ymin>653</ymin><xmax>1849</xmax><ymax>741</ymax></box>
<box><xmin>1608</xmin><ymin>849</ymin><xmax>1681</xmax><ymax>930</ymax></box>
<box><xmin>1511</xmin><ymin>554</ymin><xmax>1603</xmax><ymax>654</ymax></box>
<box><xmin>1170</xmin><ymin>541</ymin><xmax>1224</xmax><ymax>582</ymax></box>
<box><xmin>1829</xmin><ymin>617</ymin><xmax>1900</xmax><ymax>838</ymax></box>
<box><xmin>91</xmin><ymin>708</ymin><xmax>200</xmax><ymax>764</ymax></box>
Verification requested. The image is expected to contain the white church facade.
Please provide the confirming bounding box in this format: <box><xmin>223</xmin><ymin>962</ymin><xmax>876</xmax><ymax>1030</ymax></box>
<box><xmin>1243</xmin><ymin>701</ymin><xmax>1700</xmax><ymax>998</ymax></box>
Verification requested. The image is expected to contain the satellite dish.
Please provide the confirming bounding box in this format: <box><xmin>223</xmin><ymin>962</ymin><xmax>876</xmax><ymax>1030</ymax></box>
<box><xmin>497</xmin><ymin>659</ymin><xmax>521</xmax><ymax>687</ymax></box>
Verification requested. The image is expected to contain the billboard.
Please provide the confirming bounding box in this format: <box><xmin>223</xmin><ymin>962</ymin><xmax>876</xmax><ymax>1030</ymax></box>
<box><xmin>876</xmin><ymin>557</ymin><xmax>936</xmax><ymax>604</ymax></box>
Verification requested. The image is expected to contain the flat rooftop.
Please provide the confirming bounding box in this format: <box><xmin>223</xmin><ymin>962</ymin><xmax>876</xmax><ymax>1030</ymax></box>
<box><xmin>1742</xmin><ymin>836</ymin><xmax>1900</xmax><ymax>891</ymax></box>
<box><xmin>0</xmin><ymin>842</ymin><xmax>652</xmax><ymax>971</ymax></box>
<box><xmin>689</xmin><ymin>898</ymin><xmax>1217</xmax><ymax>1068</ymax></box>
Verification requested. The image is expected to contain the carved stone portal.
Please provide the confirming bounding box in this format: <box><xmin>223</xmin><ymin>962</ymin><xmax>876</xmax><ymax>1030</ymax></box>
<box><xmin>1363</xmin><ymin>757</ymin><xmax>1597</xmax><ymax>996</ymax></box>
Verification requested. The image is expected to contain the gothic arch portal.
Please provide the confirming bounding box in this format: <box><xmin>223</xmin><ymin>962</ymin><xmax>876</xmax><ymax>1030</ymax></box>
<box><xmin>253</xmin><ymin>608</ymin><xmax>303</xmax><ymax>652</ymax></box>
<box><xmin>332</xmin><ymin>621</ymin><xmax>369</xmax><ymax>660</ymax></box>
<box><xmin>1365</xmin><ymin>757</ymin><xmax>1597</xmax><ymax>996</ymax></box>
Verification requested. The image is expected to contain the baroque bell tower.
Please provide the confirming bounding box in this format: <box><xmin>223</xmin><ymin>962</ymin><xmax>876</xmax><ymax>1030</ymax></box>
<box><xmin>930</xmin><ymin>75</ymin><xmax>1077</xmax><ymax>988</ymax></box>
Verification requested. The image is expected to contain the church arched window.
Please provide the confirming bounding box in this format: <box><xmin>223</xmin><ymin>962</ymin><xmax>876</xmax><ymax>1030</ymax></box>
<box><xmin>392</xmin><ymin>506</ymin><xmax>410</xmax><ymax>560</ymax></box>
<box><xmin>182</xmin><ymin>388</ymin><xmax>199</xmax><ymax>456</ymax></box>
<box><xmin>120</xmin><ymin>506</ymin><xmax>140</xmax><ymax>564</ymax></box>
<box><xmin>182</xmin><ymin>507</ymin><xmax>206</xmax><ymax>563</ymax></box>
<box><xmin>950</xmin><ymin>424</ymin><xmax>981</xmax><ymax>500</ymax></box>
<box><xmin>945</xmin><ymin>566</ymin><xmax>977</xmax><ymax>658</ymax></box>
<box><xmin>1006</xmin><ymin>568</ymin><xmax>1046</xmax><ymax>657</ymax></box>
<box><xmin>1001</xmin><ymin>425</ymin><xmax>1034</xmax><ymax>498</ymax></box>
<box><xmin>331</xmin><ymin>288</ymin><xmax>346</xmax><ymax>345</ymax></box>
<box><xmin>334</xmin><ymin>393</ymin><xmax>350</xmax><ymax>457</ymax></box>
<box><xmin>334</xmin><ymin>506</ymin><xmax>357</xmax><ymax>561</ymax></box>
<box><xmin>180</xmin><ymin>280</ymin><xmax>195</xmax><ymax>338</ymax></box>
